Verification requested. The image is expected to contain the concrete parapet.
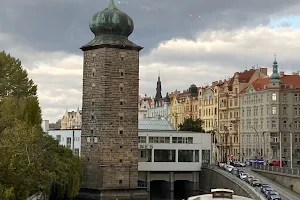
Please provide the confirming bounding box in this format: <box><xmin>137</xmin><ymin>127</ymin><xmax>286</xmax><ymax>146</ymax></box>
<box><xmin>75</xmin><ymin>187</ymin><xmax>148</xmax><ymax>200</ymax></box>
<box><xmin>252</xmin><ymin>168</ymin><xmax>300</xmax><ymax>195</ymax></box>
<box><xmin>200</xmin><ymin>166</ymin><xmax>261</xmax><ymax>199</ymax></box>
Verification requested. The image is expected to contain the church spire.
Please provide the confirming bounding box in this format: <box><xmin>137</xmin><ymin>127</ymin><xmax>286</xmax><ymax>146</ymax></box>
<box><xmin>270</xmin><ymin>54</ymin><xmax>280</xmax><ymax>82</ymax></box>
<box><xmin>154</xmin><ymin>74</ymin><xmax>162</xmax><ymax>107</ymax></box>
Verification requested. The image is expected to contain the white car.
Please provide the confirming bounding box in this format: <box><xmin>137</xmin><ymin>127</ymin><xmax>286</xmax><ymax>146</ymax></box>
<box><xmin>240</xmin><ymin>173</ymin><xmax>248</xmax><ymax>180</ymax></box>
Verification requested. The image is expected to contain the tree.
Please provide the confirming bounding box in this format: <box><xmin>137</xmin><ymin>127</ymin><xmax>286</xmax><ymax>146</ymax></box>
<box><xmin>0</xmin><ymin>52</ymin><xmax>83</xmax><ymax>200</ymax></box>
<box><xmin>178</xmin><ymin>118</ymin><xmax>205</xmax><ymax>132</ymax></box>
<box><xmin>0</xmin><ymin>51</ymin><xmax>37</xmax><ymax>98</ymax></box>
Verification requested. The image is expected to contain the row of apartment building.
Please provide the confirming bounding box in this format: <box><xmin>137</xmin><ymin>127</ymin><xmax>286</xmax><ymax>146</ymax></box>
<box><xmin>168</xmin><ymin>59</ymin><xmax>300</xmax><ymax>165</ymax></box>
<box><xmin>56</xmin><ymin>58</ymin><xmax>300</xmax><ymax>165</ymax></box>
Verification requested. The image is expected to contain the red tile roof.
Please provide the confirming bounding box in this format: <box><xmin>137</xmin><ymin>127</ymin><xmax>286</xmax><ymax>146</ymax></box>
<box><xmin>241</xmin><ymin>74</ymin><xmax>300</xmax><ymax>93</ymax></box>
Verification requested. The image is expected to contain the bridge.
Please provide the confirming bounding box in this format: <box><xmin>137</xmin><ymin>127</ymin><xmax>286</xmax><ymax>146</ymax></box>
<box><xmin>251</xmin><ymin>164</ymin><xmax>300</xmax><ymax>195</ymax></box>
<box><xmin>200</xmin><ymin>164</ymin><xmax>300</xmax><ymax>200</ymax></box>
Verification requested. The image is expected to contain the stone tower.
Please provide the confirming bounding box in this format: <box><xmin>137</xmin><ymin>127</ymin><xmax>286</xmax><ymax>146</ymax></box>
<box><xmin>80</xmin><ymin>0</ymin><xmax>145</xmax><ymax>198</ymax></box>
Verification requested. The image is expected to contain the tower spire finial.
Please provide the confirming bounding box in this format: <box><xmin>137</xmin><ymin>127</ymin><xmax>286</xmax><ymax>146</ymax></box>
<box><xmin>108</xmin><ymin>0</ymin><xmax>117</xmax><ymax>9</ymax></box>
<box><xmin>274</xmin><ymin>53</ymin><xmax>276</xmax><ymax>61</ymax></box>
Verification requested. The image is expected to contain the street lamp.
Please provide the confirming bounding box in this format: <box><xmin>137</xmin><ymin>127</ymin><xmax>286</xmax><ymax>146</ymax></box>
<box><xmin>252</xmin><ymin>126</ymin><xmax>260</xmax><ymax>158</ymax></box>
<box><xmin>262</xmin><ymin>131</ymin><xmax>266</xmax><ymax>161</ymax></box>
<box><xmin>212</xmin><ymin>120</ymin><xmax>218</xmax><ymax>164</ymax></box>
<box><xmin>224</xmin><ymin>125</ymin><xmax>229</xmax><ymax>164</ymax></box>
<box><xmin>289</xmin><ymin>123</ymin><xmax>293</xmax><ymax>169</ymax></box>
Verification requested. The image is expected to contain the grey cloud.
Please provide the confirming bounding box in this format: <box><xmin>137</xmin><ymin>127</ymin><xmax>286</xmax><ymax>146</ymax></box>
<box><xmin>1</xmin><ymin>0</ymin><xmax>300</xmax><ymax>55</ymax></box>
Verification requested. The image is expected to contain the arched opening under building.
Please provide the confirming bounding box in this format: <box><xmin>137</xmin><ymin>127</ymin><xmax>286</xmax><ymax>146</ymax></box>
<box><xmin>174</xmin><ymin>180</ymin><xmax>193</xmax><ymax>199</ymax></box>
<box><xmin>150</xmin><ymin>180</ymin><xmax>170</xmax><ymax>199</ymax></box>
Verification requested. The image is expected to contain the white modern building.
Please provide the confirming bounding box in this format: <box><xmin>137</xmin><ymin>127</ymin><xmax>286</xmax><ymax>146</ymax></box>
<box><xmin>42</xmin><ymin>119</ymin><xmax>211</xmax><ymax>195</ymax></box>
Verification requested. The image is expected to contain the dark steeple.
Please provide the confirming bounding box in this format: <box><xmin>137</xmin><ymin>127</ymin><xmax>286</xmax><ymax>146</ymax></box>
<box><xmin>270</xmin><ymin>55</ymin><xmax>280</xmax><ymax>82</ymax></box>
<box><xmin>81</xmin><ymin>0</ymin><xmax>142</xmax><ymax>51</ymax></box>
<box><xmin>154</xmin><ymin>75</ymin><xmax>163</xmax><ymax>107</ymax></box>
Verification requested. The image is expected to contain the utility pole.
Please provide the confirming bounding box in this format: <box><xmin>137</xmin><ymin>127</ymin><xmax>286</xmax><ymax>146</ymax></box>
<box><xmin>224</xmin><ymin>125</ymin><xmax>229</xmax><ymax>164</ymax></box>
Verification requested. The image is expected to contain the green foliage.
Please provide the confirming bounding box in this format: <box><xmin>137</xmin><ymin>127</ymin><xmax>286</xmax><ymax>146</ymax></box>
<box><xmin>0</xmin><ymin>52</ymin><xmax>83</xmax><ymax>200</ymax></box>
<box><xmin>0</xmin><ymin>51</ymin><xmax>37</xmax><ymax>98</ymax></box>
<box><xmin>178</xmin><ymin>118</ymin><xmax>205</xmax><ymax>132</ymax></box>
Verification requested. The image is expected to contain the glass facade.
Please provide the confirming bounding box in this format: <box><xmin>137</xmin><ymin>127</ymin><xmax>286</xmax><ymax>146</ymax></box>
<box><xmin>178</xmin><ymin>150</ymin><xmax>200</xmax><ymax>162</ymax></box>
<box><xmin>172</xmin><ymin>137</ymin><xmax>193</xmax><ymax>144</ymax></box>
<box><xmin>149</xmin><ymin>136</ymin><xmax>170</xmax><ymax>143</ymax></box>
<box><xmin>202</xmin><ymin>150</ymin><xmax>211</xmax><ymax>164</ymax></box>
<box><xmin>66</xmin><ymin>137</ymin><xmax>71</xmax><ymax>149</ymax></box>
<box><xmin>154</xmin><ymin>149</ymin><xmax>176</xmax><ymax>162</ymax></box>
<box><xmin>139</xmin><ymin>136</ymin><xmax>146</xmax><ymax>143</ymax></box>
<box><xmin>139</xmin><ymin>149</ymin><xmax>152</xmax><ymax>162</ymax></box>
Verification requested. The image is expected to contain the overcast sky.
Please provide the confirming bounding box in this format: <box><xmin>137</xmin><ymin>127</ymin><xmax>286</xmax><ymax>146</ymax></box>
<box><xmin>1</xmin><ymin>0</ymin><xmax>300</xmax><ymax>122</ymax></box>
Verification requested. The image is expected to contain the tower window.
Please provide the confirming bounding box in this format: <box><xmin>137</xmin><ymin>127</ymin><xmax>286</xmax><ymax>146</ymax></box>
<box><xmin>119</xmin><ymin>159</ymin><xmax>123</xmax><ymax>163</ymax></box>
<box><xmin>92</xmin><ymin>68</ymin><xmax>96</xmax><ymax>77</ymax></box>
<box><xmin>119</xmin><ymin>180</ymin><xmax>123</xmax><ymax>184</ymax></box>
<box><xmin>94</xmin><ymin>137</ymin><xmax>98</xmax><ymax>143</ymax></box>
<box><xmin>120</xmin><ymin>116</ymin><xmax>123</xmax><ymax>121</ymax></box>
<box><xmin>87</xmin><ymin>137</ymin><xmax>91</xmax><ymax>143</ymax></box>
<box><xmin>91</xmin><ymin>129</ymin><xmax>94</xmax><ymax>134</ymax></box>
<box><xmin>119</xmin><ymin>130</ymin><xmax>123</xmax><ymax>135</ymax></box>
<box><xmin>120</xmin><ymin>146</ymin><xmax>123</xmax><ymax>149</ymax></box>
<box><xmin>91</xmin><ymin>114</ymin><xmax>94</xmax><ymax>120</ymax></box>
<box><xmin>91</xmin><ymin>101</ymin><xmax>95</xmax><ymax>106</ymax></box>
<box><xmin>119</xmin><ymin>83</ymin><xmax>124</xmax><ymax>92</ymax></box>
<box><xmin>119</xmin><ymin>69</ymin><xmax>125</xmax><ymax>77</ymax></box>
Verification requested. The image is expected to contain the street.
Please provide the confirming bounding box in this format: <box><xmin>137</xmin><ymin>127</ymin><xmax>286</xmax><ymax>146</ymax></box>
<box><xmin>242</xmin><ymin>167</ymin><xmax>300</xmax><ymax>200</ymax></box>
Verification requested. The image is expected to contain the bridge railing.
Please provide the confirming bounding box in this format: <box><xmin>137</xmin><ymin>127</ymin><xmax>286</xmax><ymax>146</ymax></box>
<box><xmin>252</xmin><ymin>164</ymin><xmax>300</xmax><ymax>176</ymax></box>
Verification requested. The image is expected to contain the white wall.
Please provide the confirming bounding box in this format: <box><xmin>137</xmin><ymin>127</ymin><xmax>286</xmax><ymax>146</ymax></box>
<box><xmin>47</xmin><ymin>130</ymin><xmax>81</xmax><ymax>155</ymax></box>
<box><xmin>47</xmin><ymin>129</ymin><xmax>212</xmax><ymax>171</ymax></box>
<box><xmin>41</xmin><ymin>120</ymin><xmax>49</xmax><ymax>132</ymax></box>
<box><xmin>138</xmin><ymin>131</ymin><xmax>211</xmax><ymax>171</ymax></box>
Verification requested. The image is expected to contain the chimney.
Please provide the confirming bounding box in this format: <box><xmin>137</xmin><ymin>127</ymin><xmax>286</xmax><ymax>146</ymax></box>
<box><xmin>279</xmin><ymin>71</ymin><xmax>284</xmax><ymax>77</ymax></box>
<box><xmin>260</xmin><ymin>68</ymin><xmax>268</xmax><ymax>76</ymax></box>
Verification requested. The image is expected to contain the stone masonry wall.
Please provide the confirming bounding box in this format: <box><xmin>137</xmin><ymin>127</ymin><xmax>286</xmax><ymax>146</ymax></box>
<box><xmin>81</xmin><ymin>47</ymin><xmax>140</xmax><ymax>190</ymax></box>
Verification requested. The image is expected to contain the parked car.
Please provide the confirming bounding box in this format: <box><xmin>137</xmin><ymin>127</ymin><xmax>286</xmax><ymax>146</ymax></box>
<box><xmin>267</xmin><ymin>190</ymin><xmax>281</xmax><ymax>200</ymax></box>
<box><xmin>246</xmin><ymin>175</ymin><xmax>254</xmax><ymax>184</ymax></box>
<box><xmin>250</xmin><ymin>179</ymin><xmax>261</xmax><ymax>187</ymax></box>
<box><xmin>260</xmin><ymin>184</ymin><xmax>271</xmax><ymax>193</ymax></box>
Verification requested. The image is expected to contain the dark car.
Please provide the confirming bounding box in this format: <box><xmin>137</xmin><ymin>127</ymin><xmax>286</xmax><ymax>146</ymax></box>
<box><xmin>246</xmin><ymin>175</ymin><xmax>254</xmax><ymax>184</ymax></box>
<box><xmin>261</xmin><ymin>184</ymin><xmax>271</xmax><ymax>193</ymax></box>
<box><xmin>264</xmin><ymin>188</ymin><xmax>274</xmax><ymax>197</ymax></box>
<box><xmin>267</xmin><ymin>190</ymin><xmax>281</xmax><ymax>200</ymax></box>
<box><xmin>251</xmin><ymin>179</ymin><xmax>261</xmax><ymax>187</ymax></box>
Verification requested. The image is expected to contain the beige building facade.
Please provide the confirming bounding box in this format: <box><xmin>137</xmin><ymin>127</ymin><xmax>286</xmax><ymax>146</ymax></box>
<box><xmin>240</xmin><ymin>60</ymin><xmax>300</xmax><ymax>165</ymax></box>
<box><xmin>216</xmin><ymin>68</ymin><xmax>268</xmax><ymax>162</ymax></box>
<box><xmin>61</xmin><ymin>108</ymin><xmax>82</xmax><ymax>129</ymax></box>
